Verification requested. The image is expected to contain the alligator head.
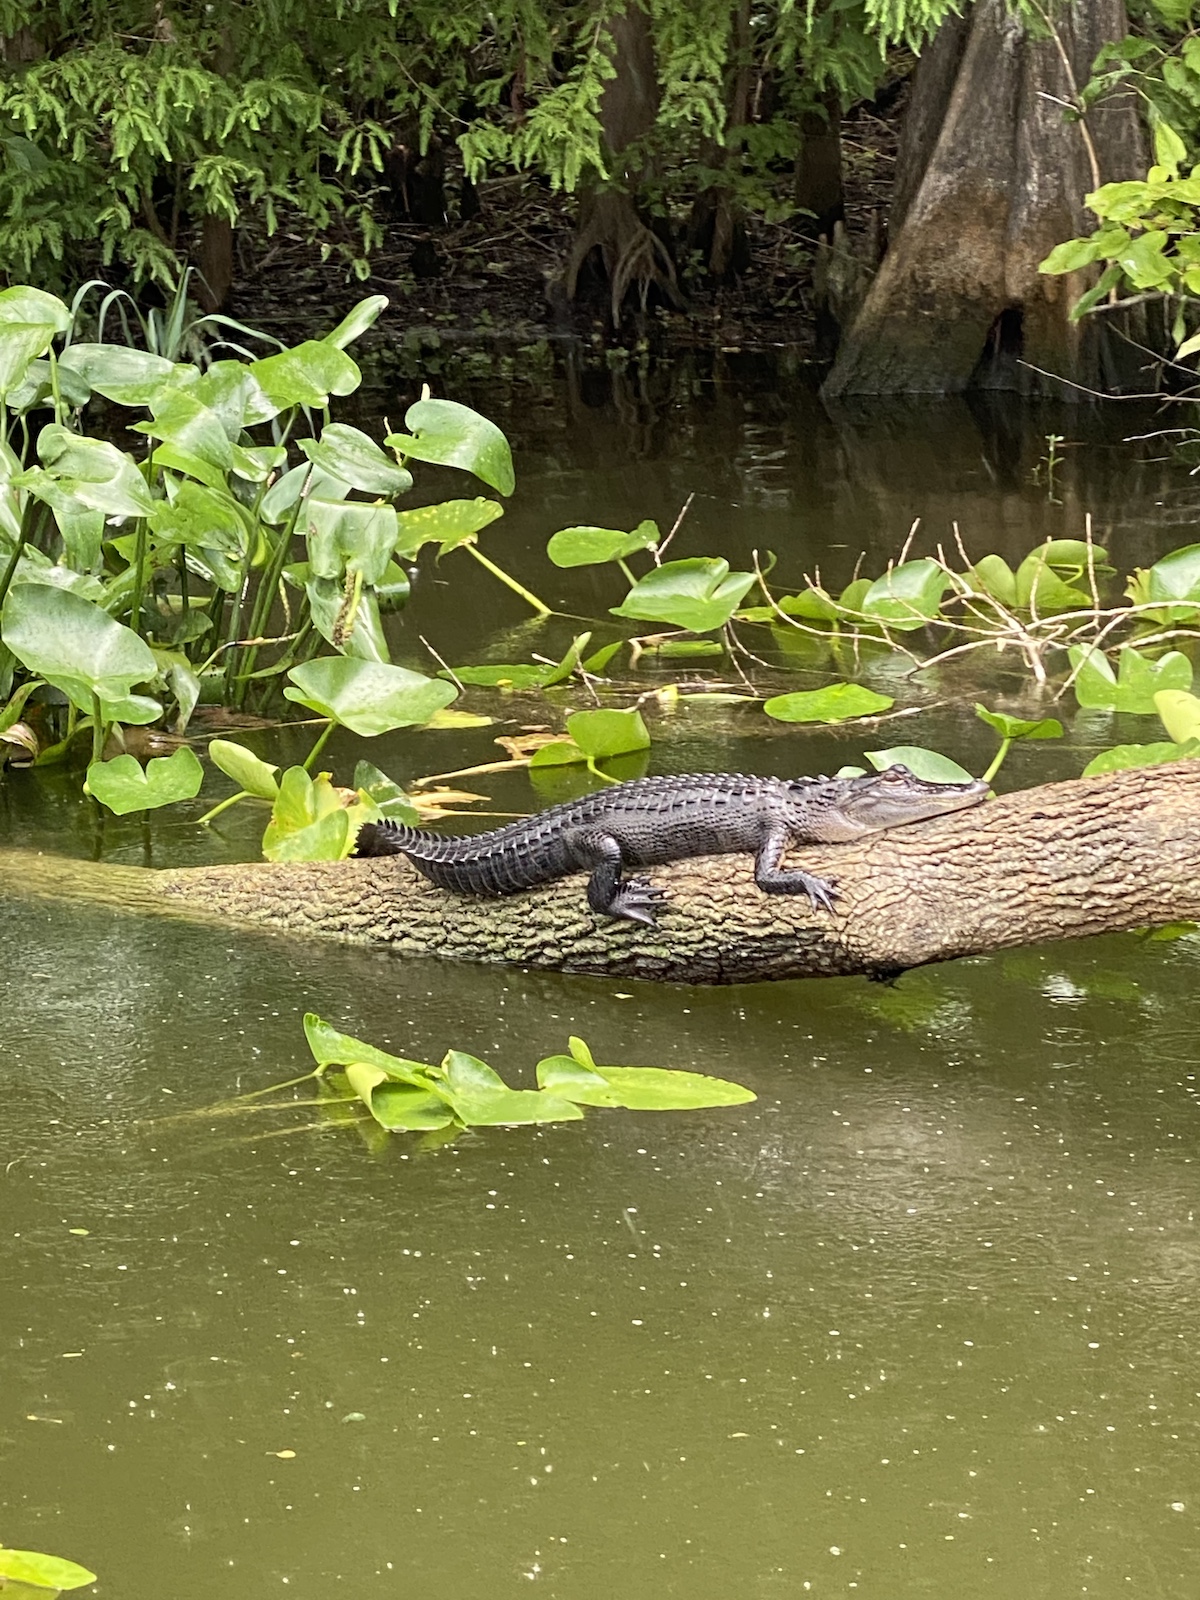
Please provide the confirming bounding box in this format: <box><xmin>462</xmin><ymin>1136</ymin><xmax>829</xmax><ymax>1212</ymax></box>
<box><xmin>791</xmin><ymin>764</ymin><xmax>990</xmax><ymax>842</ymax></box>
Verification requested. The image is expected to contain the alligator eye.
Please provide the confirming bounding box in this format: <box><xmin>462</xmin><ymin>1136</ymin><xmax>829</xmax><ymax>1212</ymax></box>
<box><xmin>886</xmin><ymin>764</ymin><xmax>910</xmax><ymax>780</ymax></box>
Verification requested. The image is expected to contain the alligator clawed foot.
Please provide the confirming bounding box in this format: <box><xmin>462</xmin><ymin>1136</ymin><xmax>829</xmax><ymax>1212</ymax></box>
<box><xmin>803</xmin><ymin>873</ymin><xmax>838</xmax><ymax>913</ymax></box>
<box><xmin>608</xmin><ymin>877</ymin><xmax>668</xmax><ymax>928</ymax></box>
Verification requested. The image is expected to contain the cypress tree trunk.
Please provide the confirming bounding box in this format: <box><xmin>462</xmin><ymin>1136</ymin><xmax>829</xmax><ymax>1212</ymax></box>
<box><xmin>566</xmin><ymin>2</ymin><xmax>681</xmax><ymax>321</ymax></box>
<box><xmin>822</xmin><ymin>0</ymin><xmax>1146</xmax><ymax>399</ymax></box>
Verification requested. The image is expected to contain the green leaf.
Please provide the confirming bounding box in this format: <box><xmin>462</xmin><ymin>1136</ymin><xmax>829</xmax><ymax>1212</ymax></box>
<box><xmin>131</xmin><ymin>389</ymin><xmax>233</xmax><ymax>470</ymax></box>
<box><xmin>1155</xmin><ymin>688</ymin><xmax>1200</xmax><ymax>744</ymax></box>
<box><xmin>864</xmin><ymin>746</ymin><xmax>976</xmax><ymax>783</ymax></box>
<box><xmin>1081</xmin><ymin>741</ymin><xmax>1199</xmax><ymax>776</ymax></box>
<box><xmin>299</xmin><ymin>424</ymin><xmax>413</xmax><ymax>496</ymax></box>
<box><xmin>303</xmin><ymin>1013</ymin><xmax>434</xmax><ymax>1086</ymax></box>
<box><xmin>393</xmin><ymin>498</ymin><xmax>505</xmax><ymax>558</ymax></box>
<box><xmin>611</xmin><ymin>557</ymin><xmax>756</xmax><ymax>633</ymax></box>
<box><xmin>346</xmin><ymin>1072</ymin><xmax>454</xmax><ymax>1131</ymax></box>
<box><xmin>0</xmin><ymin>323</ymin><xmax>62</xmax><ymax>398</ymax></box>
<box><xmin>1154</xmin><ymin>117</ymin><xmax>1188</xmax><ymax>175</ymax></box>
<box><xmin>1142</xmin><ymin>542</ymin><xmax>1200</xmax><ymax>617</ymax></box>
<box><xmin>536</xmin><ymin>1041</ymin><xmax>755</xmax><ymax>1110</ymax></box>
<box><xmin>1</xmin><ymin>582</ymin><xmax>158</xmax><ymax>720</ymax></box>
<box><xmin>262</xmin><ymin>768</ymin><xmax>351</xmax><ymax>861</ymax></box>
<box><xmin>547</xmin><ymin>520</ymin><xmax>659</xmax><ymax>567</ymax></box>
<box><xmin>148</xmin><ymin>480</ymin><xmax>249</xmax><ymax>557</ymax></box>
<box><xmin>970</xmin><ymin>554</ymin><xmax>1018</xmax><ymax>607</ymax></box>
<box><xmin>284</xmin><ymin>658</ymin><xmax>456</xmax><ymax>736</ymax></box>
<box><xmin>1015</xmin><ymin>544</ymin><xmax>1091</xmax><ymax>613</ymax></box>
<box><xmin>1039</xmin><ymin>235</ymin><xmax>1104</xmax><ymax>274</ymax></box>
<box><xmin>250</xmin><ymin>341</ymin><xmax>361</xmax><ymax>412</ymax></box>
<box><xmin>974</xmin><ymin>705</ymin><xmax>1063</xmax><ymax>741</ymax></box>
<box><xmin>324</xmin><ymin>294</ymin><xmax>389</xmax><ymax>349</ymax></box>
<box><xmin>1069</xmin><ymin>645</ymin><xmax>1193</xmax><ymax>712</ymax></box>
<box><xmin>387</xmin><ymin>399</ymin><xmax>515</xmax><ymax>496</ymax></box>
<box><xmin>208</xmin><ymin>738</ymin><xmax>280</xmax><ymax>800</ymax></box>
<box><xmin>529</xmin><ymin>739</ymin><xmax>587</xmax><ymax>769</ymax></box>
<box><xmin>351</xmin><ymin>759</ymin><xmax>419</xmax><ymax>823</ymax></box>
<box><xmin>56</xmin><ymin>343</ymin><xmax>175</xmax><ymax>405</ymax></box>
<box><xmin>0</xmin><ymin>1547</ymin><xmax>97</xmax><ymax>1590</ymax></box>
<box><xmin>860</xmin><ymin>559</ymin><xmax>947</xmax><ymax>630</ymax></box>
<box><xmin>305</xmin><ymin>498</ymin><xmax>399</xmax><ymax>585</ymax></box>
<box><xmin>1118</xmin><ymin>229</ymin><xmax>1173</xmax><ymax>289</ymax></box>
<box><xmin>438</xmin><ymin>1050</ymin><xmax>583</xmax><ymax>1125</ymax></box>
<box><xmin>33</xmin><ymin>425</ymin><xmax>155</xmax><ymax>517</ymax></box>
<box><xmin>305</xmin><ymin>575</ymin><xmax>389</xmax><ymax>662</ymax></box>
<box><xmin>568</xmin><ymin>707</ymin><xmax>651</xmax><ymax>759</ymax></box>
<box><xmin>530</xmin><ymin>706</ymin><xmax>651</xmax><ymax>769</ymax></box>
<box><xmin>84</xmin><ymin>746</ymin><xmax>203</xmax><ymax>814</ymax></box>
<box><xmin>0</xmin><ymin>285</ymin><xmax>71</xmax><ymax>333</ymax></box>
<box><xmin>764</xmin><ymin>684</ymin><xmax>894</xmax><ymax>723</ymax></box>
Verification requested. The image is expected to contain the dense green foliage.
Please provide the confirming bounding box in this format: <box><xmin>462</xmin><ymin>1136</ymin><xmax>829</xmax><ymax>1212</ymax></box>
<box><xmin>0</xmin><ymin>0</ymin><xmax>963</xmax><ymax>294</ymax></box>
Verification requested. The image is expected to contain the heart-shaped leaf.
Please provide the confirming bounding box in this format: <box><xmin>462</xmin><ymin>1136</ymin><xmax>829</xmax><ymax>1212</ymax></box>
<box><xmin>299</xmin><ymin>424</ymin><xmax>413</xmax><ymax>496</ymax></box>
<box><xmin>284</xmin><ymin>657</ymin><xmax>456</xmax><ymax>736</ymax></box>
<box><xmin>85</xmin><ymin>746</ymin><xmax>203</xmax><ymax>814</ymax></box>
<box><xmin>611</xmin><ymin>558</ymin><xmax>755</xmax><ymax>633</ymax></box>
<box><xmin>764</xmin><ymin>684</ymin><xmax>894</xmax><ymax>723</ymax></box>
<box><xmin>386</xmin><ymin>399</ymin><xmax>515</xmax><ymax>496</ymax></box>
<box><xmin>861</xmin><ymin>559</ymin><xmax>947</xmax><ymax>630</ymax></box>
<box><xmin>1</xmin><ymin>582</ymin><xmax>158</xmax><ymax>719</ymax></box>
<box><xmin>394</xmin><ymin>497</ymin><xmax>505</xmax><ymax>558</ymax></box>
<box><xmin>547</xmin><ymin>520</ymin><xmax>659</xmax><ymax>567</ymax></box>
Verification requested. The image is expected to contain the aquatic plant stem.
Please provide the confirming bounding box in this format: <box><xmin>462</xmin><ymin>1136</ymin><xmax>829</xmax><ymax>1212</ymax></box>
<box><xmin>90</xmin><ymin>693</ymin><xmax>105</xmax><ymax>765</ymax></box>
<box><xmin>980</xmin><ymin>739</ymin><xmax>1012</xmax><ymax>787</ymax></box>
<box><xmin>464</xmin><ymin>543</ymin><xmax>552</xmax><ymax>616</ymax></box>
<box><xmin>197</xmin><ymin>789</ymin><xmax>251</xmax><ymax>828</ymax></box>
<box><xmin>128</xmin><ymin>517</ymin><xmax>150</xmax><ymax>639</ymax></box>
<box><xmin>302</xmin><ymin>720</ymin><xmax>334</xmax><ymax>772</ymax></box>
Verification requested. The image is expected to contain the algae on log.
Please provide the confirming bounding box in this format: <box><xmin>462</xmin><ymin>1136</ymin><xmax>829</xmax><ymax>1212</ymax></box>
<box><xmin>11</xmin><ymin>764</ymin><xmax>1196</xmax><ymax>986</ymax></box>
<box><xmin>822</xmin><ymin>0</ymin><xmax>1147</xmax><ymax>399</ymax></box>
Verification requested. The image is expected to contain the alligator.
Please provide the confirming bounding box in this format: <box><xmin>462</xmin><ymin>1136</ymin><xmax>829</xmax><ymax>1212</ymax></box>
<box><xmin>353</xmin><ymin>765</ymin><xmax>989</xmax><ymax>928</ymax></box>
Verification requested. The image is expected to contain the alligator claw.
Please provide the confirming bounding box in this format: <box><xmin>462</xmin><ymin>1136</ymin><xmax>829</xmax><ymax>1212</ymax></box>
<box><xmin>608</xmin><ymin>877</ymin><xmax>668</xmax><ymax>927</ymax></box>
<box><xmin>803</xmin><ymin>874</ymin><xmax>838</xmax><ymax>913</ymax></box>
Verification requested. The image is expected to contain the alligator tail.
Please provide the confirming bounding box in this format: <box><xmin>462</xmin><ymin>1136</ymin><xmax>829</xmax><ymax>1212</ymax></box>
<box><xmin>354</xmin><ymin>819</ymin><xmax>435</xmax><ymax>859</ymax></box>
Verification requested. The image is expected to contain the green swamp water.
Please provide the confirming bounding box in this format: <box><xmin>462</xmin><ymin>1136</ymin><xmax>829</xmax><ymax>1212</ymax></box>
<box><xmin>4</xmin><ymin>364</ymin><xmax>1200</xmax><ymax>1598</ymax></box>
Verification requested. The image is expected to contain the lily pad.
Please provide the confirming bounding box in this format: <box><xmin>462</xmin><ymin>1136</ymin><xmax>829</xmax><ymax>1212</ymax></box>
<box><xmin>611</xmin><ymin>557</ymin><xmax>756</xmax><ymax>633</ymax></box>
<box><xmin>284</xmin><ymin>657</ymin><xmax>457</xmax><ymax>736</ymax></box>
<box><xmin>85</xmin><ymin>746</ymin><xmax>203</xmax><ymax>814</ymax></box>
<box><xmin>547</xmin><ymin>520</ymin><xmax>659</xmax><ymax>567</ymax></box>
<box><xmin>764</xmin><ymin>684</ymin><xmax>893</xmax><ymax>723</ymax></box>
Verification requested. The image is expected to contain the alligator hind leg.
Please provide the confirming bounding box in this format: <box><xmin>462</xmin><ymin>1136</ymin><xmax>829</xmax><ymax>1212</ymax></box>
<box><xmin>754</xmin><ymin>825</ymin><xmax>838</xmax><ymax>912</ymax></box>
<box><xmin>576</xmin><ymin>832</ymin><xmax>667</xmax><ymax>927</ymax></box>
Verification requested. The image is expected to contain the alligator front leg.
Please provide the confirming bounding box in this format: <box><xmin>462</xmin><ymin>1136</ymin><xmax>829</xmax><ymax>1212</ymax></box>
<box><xmin>754</xmin><ymin>825</ymin><xmax>838</xmax><ymax>912</ymax></box>
<box><xmin>575</xmin><ymin>833</ymin><xmax>667</xmax><ymax>927</ymax></box>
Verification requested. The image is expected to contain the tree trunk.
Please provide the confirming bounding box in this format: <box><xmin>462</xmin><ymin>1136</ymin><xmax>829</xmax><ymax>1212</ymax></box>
<box><xmin>794</xmin><ymin>90</ymin><xmax>844</xmax><ymax>241</ymax></box>
<box><xmin>10</xmin><ymin>765</ymin><xmax>1200</xmax><ymax>986</ymax></box>
<box><xmin>566</xmin><ymin>3</ymin><xmax>681</xmax><ymax>321</ymax></box>
<box><xmin>685</xmin><ymin>0</ymin><xmax>754</xmax><ymax>280</ymax></box>
<box><xmin>822</xmin><ymin>0</ymin><xmax>1147</xmax><ymax>399</ymax></box>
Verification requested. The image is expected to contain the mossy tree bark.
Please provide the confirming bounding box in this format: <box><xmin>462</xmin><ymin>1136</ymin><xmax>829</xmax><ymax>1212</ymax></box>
<box><xmin>13</xmin><ymin>765</ymin><xmax>1199</xmax><ymax>986</ymax></box>
<box><xmin>822</xmin><ymin>0</ymin><xmax>1146</xmax><ymax>399</ymax></box>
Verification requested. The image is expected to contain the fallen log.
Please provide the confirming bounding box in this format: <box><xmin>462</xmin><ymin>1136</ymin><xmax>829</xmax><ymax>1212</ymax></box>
<box><xmin>8</xmin><ymin>763</ymin><xmax>1200</xmax><ymax>984</ymax></box>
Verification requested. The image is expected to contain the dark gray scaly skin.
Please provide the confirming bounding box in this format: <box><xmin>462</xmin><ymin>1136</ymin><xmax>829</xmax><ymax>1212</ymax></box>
<box><xmin>354</xmin><ymin>766</ymin><xmax>990</xmax><ymax>928</ymax></box>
